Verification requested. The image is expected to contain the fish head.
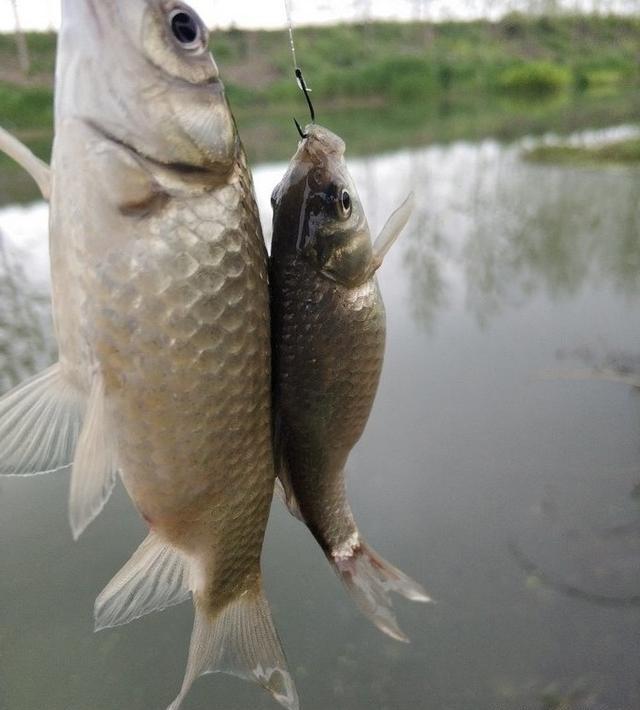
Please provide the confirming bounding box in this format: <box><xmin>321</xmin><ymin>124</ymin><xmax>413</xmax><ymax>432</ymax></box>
<box><xmin>56</xmin><ymin>0</ymin><xmax>237</xmax><ymax>173</ymax></box>
<box><xmin>271</xmin><ymin>124</ymin><xmax>374</xmax><ymax>287</ymax></box>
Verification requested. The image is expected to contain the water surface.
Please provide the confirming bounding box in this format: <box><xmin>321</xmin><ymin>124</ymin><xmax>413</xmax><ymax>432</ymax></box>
<box><xmin>0</xmin><ymin>126</ymin><xmax>639</xmax><ymax>710</ymax></box>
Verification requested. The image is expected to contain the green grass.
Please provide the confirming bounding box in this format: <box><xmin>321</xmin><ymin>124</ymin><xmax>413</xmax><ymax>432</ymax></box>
<box><xmin>497</xmin><ymin>61</ymin><xmax>572</xmax><ymax>95</ymax></box>
<box><xmin>1</xmin><ymin>15</ymin><xmax>640</xmax><ymax>203</ymax></box>
<box><xmin>0</xmin><ymin>83</ymin><xmax>53</xmax><ymax>132</ymax></box>
<box><xmin>1</xmin><ymin>14</ymin><xmax>639</xmax><ymax>126</ymax></box>
<box><xmin>525</xmin><ymin>137</ymin><xmax>640</xmax><ymax>166</ymax></box>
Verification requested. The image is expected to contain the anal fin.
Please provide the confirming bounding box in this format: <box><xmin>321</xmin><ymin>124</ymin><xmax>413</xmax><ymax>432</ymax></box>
<box><xmin>69</xmin><ymin>374</ymin><xmax>118</xmax><ymax>539</ymax></box>
<box><xmin>0</xmin><ymin>364</ymin><xmax>86</xmax><ymax>476</ymax></box>
<box><xmin>94</xmin><ymin>532</ymin><xmax>191</xmax><ymax>631</ymax></box>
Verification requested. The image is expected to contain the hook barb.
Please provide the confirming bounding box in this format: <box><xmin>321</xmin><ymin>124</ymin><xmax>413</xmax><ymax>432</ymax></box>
<box><xmin>293</xmin><ymin>118</ymin><xmax>307</xmax><ymax>139</ymax></box>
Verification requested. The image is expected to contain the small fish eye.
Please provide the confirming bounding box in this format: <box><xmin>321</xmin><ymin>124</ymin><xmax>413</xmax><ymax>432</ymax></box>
<box><xmin>340</xmin><ymin>189</ymin><xmax>352</xmax><ymax>216</ymax></box>
<box><xmin>169</xmin><ymin>9</ymin><xmax>201</xmax><ymax>47</ymax></box>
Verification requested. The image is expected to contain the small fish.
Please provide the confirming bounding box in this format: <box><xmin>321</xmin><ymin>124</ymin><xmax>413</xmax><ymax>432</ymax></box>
<box><xmin>0</xmin><ymin>2</ymin><xmax>296</xmax><ymax>709</ymax></box>
<box><xmin>270</xmin><ymin>124</ymin><xmax>429</xmax><ymax>641</ymax></box>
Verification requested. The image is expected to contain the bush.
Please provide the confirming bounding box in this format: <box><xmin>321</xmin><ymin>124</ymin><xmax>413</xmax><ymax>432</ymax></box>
<box><xmin>0</xmin><ymin>83</ymin><xmax>53</xmax><ymax>130</ymax></box>
<box><xmin>497</xmin><ymin>61</ymin><xmax>571</xmax><ymax>96</ymax></box>
<box><xmin>576</xmin><ymin>69</ymin><xmax>623</xmax><ymax>91</ymax></box>
<box><xmin>357</xmin><ymin>55</ymin><xmax>435</xmax><ymax>99</ymax></box>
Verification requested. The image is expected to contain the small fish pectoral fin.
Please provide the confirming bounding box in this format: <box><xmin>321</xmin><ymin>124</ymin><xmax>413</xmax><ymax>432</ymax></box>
<box><xmin>273</xmin><ymin>414</ymin><xmax>304</xmax><ymax>521</ymax></box>
<box><xmin>0</xmin><ymin>364</ymin><xmax>86</xmax><ymax>477</ymax></box>
<box><xmin>94</xmin><ymin>532</ymin><xmax>191</xmax><ymax>631</ymax></box>
<box><xmin>0</xmin><ymin>125</ymin><xmax>51</xmax><ymax>201</ymax></box>
<box><xmin>167</xmin><ymin>589</ymin><xmax>299</xmax><ymax>710</ymax></box>
<box><xmin>331</xmin><ymin>539</ymin><xmax>431</xmax><ymax>643</ymax></box>
<box><xmin>274</xmin><ymin>465</ymin><xmax>304</xmax><ymax>522</ymax></box>
<box><xmin>370</xmin><ymin>192</ymin><xmax>416</xmax><ymax>273</ymax></box>
<box><xmin>69</xmin><ymin>373</ymin><xmax>118</xmax><ymax>540</ymax></box>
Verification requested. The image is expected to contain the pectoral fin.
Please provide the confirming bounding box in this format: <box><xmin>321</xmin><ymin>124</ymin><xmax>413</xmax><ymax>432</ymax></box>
<box><xmin>0</xmin><ymin>125</ymin><xmax>51</xmax><ymax>201</ymax></box>
<box><xmin>92</xmin><ymin>137</ymin><xmax>168</xmax><ymax>217</ymax></box>
<box><xmin>69</xmin><ymin>373</ymin><xmax>118</xmax><ymax>540</ymax></box>
<box><xmin>0</xmin><ymin>364</ymin><xmax>86</xmax><ymax>476</ymax></box>
<box><xmin>273</xmin><ymin>413</ymin><xmax>304</xmax><ymax>521</ymax></box>
<box><xmin>370</xmin><ymin>192</ymin><xmax>415</xmax><ymax>273</ymax></box>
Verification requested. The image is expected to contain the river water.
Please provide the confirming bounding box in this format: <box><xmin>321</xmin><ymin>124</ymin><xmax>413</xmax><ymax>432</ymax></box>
<box><xmin>0</xmin><ymin>126</ymin><xmax>639</xmax><ymax>710</ymax></box>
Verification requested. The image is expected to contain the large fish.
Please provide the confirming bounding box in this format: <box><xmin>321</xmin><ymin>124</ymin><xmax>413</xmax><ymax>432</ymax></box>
<box><xmin>0</xmin><ymin>2</ymin><xmax>296</xmax><ymax>709</ymax></box>
<box><xmin>270</xmin><ymin>124</ymin><xmax>429</xmax><ymax>642</ymax></box>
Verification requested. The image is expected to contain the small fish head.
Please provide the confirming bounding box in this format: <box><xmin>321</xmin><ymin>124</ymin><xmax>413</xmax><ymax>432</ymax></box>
<box><xmin>271</xmin><ymin>125</ymin><xmax>374</xmax><ymax>288</ymax></box>
<box><xmin>57</xmin><ymin>0</ymin><xmax>237</xmax><ymax>173</ymax></box>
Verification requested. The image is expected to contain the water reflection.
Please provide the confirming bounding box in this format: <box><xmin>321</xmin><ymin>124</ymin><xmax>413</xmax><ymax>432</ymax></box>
<box><xmin>3</xmin><ymin>126</ymin><xmax>640</xmax><ymax>336</ymax></box>
<box><xmin>553</xmin><ymin>345</ymin><xmax>640</xmax><ymax>387</ymax></box>
<box><xmin>370</xmin><ymin>128</ymin><xmax>640</xmax><ymax>329</ymax></box>
<box><xmin>0</xmin><ymin>209</ymin><xmax>54</xmax><ymax>391</ymax></box>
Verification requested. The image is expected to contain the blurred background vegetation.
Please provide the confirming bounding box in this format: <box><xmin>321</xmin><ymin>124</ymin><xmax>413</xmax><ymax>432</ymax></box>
<box><xmin>0</xmin><ymin>11</ymin><xmax>639</xmax><ymax>201</ymax></box>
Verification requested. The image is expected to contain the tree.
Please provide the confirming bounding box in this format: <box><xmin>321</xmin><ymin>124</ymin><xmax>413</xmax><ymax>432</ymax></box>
<box><xmin>10</xmin><ymin>0</ymin><xmax>30</xmax><ymax>76</ymax></box>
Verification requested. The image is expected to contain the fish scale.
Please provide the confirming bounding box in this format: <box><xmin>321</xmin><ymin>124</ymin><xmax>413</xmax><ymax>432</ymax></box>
<box><xmin>94</xmin><ymin>170</ymin><xmax>273</xmax><ymax>549</ymax></box>
<box><xmin>274</xmin><ymin>254</ymin><xmax>385</xmax><ymax>545</ymax></box>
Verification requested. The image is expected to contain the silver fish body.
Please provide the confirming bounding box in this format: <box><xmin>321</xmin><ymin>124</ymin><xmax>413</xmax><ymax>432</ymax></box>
<box><xmin>271</xmin><ymin>124</ymin><xmax>428</xmax><ymax>642</ymax></box>
<box><xmin>0</xmin><ymin>2</ymin><xmax>297</xmax><ymax>708</ymax></box>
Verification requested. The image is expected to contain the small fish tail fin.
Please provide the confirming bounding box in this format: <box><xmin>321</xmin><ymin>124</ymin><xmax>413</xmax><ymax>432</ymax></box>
<box><xmin>331</xmin><ymin>539</ymin><xmax>431</xmax><ymax>643</ymax></box>
<box><xmin>0</xmin><ymin>364</ymin><xmax>85</xmax><ymax>477</ymax></box>
<box><xmin>94</xmin><ymin>532</ymin><xmax>191</xmax><ymax>631</ymax></box>
<box><xmin>167</xmin><ymin>587</ymin><xmax>299</xmax><ymax>710</ymax></box>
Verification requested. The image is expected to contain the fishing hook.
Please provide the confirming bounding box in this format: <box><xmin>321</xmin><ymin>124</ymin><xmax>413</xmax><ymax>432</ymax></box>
<box><xmin>293</xmin><ymin>67</ymin><xmax>316</xmax><ymax>139</ymax></box>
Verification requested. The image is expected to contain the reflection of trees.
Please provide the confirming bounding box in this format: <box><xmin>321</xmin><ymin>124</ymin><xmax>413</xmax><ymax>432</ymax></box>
<box><xmin>403</xmin><ymin>149</ymin><xmax>450</xmax><ymax>331</ymax></box>
<box><xmin>0</xmin><ymin>229</ymin><xmax>55</xmax><ymax>392</ymax></box>
<box><xmin>403</xmin><ymin>140</ymin><xmax>640</xmax><ymax>329</ymax></box>
<box><xmin>509</xmin><ymin>538</ymin><xmax>640</xmax><ymax>609</ymax></box>
<box><xmin>552</xmin><ymin>345</ymin><xmax>640</xmax><ymax>387</ymax></box>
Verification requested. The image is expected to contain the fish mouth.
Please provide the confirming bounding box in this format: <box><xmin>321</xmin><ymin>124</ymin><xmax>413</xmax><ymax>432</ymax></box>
<box><xmin>298</xmin><ymin>124</ymin><xmax>346</xmax><ymax>162</ymax></box>
<box><xmin>84</xmin><ymin>118</ymin><xmax>234</xmax><ymax>179</ymax></box>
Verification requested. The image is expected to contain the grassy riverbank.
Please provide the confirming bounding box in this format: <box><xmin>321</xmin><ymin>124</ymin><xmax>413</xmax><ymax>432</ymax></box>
<box><xmin>0</xmin><ymin>15</ymin><xmax>639</xmax><ymax>202</ymax></box>
<box><xmin>526</xmin><ymin>136</ymin><xmax>640</xmax><ymax>165</ymax></box>
<box><xmin>2</xmin><ymin>14</ymin><xmax>640</xmax><ymax>127</ymax></box>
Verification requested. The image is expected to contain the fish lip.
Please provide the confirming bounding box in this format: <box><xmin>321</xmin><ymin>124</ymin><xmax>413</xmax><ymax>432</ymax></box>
<box><xmin>83</xmin><ymin>118</ymin><xmax>232</xmax><ymax>178</ymax></box>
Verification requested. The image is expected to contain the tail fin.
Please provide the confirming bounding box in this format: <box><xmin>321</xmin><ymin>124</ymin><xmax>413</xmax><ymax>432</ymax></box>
<box><xmin>0</xmin><ymin>364</ymin><xmax>85</xmax><ymax>476</ymax></box>
<box><xmin>94</xmin><ymin>532</ymin><xmax>191</xmax><ymax>631</ymax></box>
<box><xmin>167</xmin><ymin>590</ymin><xmax>299</xmax><ymax>710</ymax></box>
<box><xmin>96</xmin><ymin>535</ymin><xmax>298</xmax><ymax>710</ymax></box>
<box><xmin>331</xmin><ymin>540</ymin><xmax>431</xmax><ymax>643</ymax></box>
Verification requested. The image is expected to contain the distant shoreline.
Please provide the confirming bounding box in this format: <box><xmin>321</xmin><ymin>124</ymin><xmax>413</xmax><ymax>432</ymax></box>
<box><xmin>1</xmin><ymin>15</ymin><xmax>639</xmax><ymax>203</ymax></box>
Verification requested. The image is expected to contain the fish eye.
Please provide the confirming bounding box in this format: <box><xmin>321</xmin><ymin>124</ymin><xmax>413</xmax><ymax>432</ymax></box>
<box><xmin>339</xmin><ymin>189</ymin><xmax>352</xmax><ymax>218</ymax></box>
<box><xmin>169</xmin><ymin>9</ymin><xmax>203</xmax><ymax>49</ymax></box>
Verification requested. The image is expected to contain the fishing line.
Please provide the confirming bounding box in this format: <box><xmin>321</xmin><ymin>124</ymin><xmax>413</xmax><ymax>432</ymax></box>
<box><xmin>283</xmin><ymin>0</ymin><xmax>316</xmax><ymax>137</ymax></box>
<box><xmin>284</xmin><ymin>0</ymin><xmax>299</xmax><ymax>71</ymax></box>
